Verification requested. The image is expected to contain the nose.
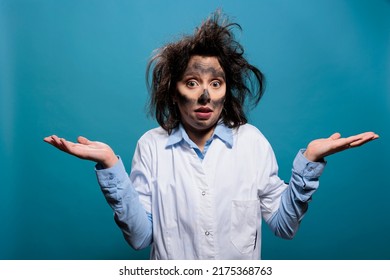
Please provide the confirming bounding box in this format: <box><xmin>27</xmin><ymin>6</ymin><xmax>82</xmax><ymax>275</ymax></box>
<box><xmin>198</xmin><ymin>89</ymin><xmax>211</xmax><ymax>105</ymax></box>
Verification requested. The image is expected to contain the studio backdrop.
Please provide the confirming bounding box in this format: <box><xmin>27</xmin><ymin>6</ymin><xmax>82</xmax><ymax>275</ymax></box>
<box><xmin>1</xmin><ymin>0</ymin><xmax>389</xmax><ymax>259</ymax></box>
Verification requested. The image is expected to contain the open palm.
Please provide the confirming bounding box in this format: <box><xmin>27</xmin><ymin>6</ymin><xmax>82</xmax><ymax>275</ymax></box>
<box><xmin>43</xmin><ymin>135</ymin><xmax>118</xmax><ymax>168</ymax></box>
<box><xmin>303</xmin><ymin>132</ymin><xmax>379</xmax><ymax>162</ymax></box>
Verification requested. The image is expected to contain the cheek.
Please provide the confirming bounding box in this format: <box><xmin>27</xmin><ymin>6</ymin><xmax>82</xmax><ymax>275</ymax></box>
<box><xmin>176</xmin><ymin>92</ymin><xmax>197</xmax><ymax>106</ymax></box>
<box><xmin>211</xmin><ymin>95</ymin><xmax>225</xmax><ymax>109</ymax></box>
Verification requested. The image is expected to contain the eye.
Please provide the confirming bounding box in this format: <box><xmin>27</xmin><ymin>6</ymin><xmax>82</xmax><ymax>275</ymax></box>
<box><xmin>211</xmin><ymin>80</ymin><xmax>222</xmax><ymax>88</ymax></box>
<box><xmin>186</xmin><ymin>80</ymin><xmax>199</xmax><ymax>88</ymax></box>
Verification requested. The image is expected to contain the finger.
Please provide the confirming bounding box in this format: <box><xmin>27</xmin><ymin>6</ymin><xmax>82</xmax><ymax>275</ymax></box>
<box><xmin>53</xmin><ymin>135</ymin><xmax>64</xmax><ymax>146</ymax></box>
<box><xmin>338</xmin><ymin>132</ymin><xmax>378</xmax><ymax>149</ymax></box>
<box><xmin>362</xmin><ymin>132</ymin><xmax>379</xmax><ymax>139</ymax></box>
<box><xmin>43</xmin><ymin>136</ymin><xmax>53</xmax><ymax>143</ymax></box>
<box><xmin>347</xmin><ymin>132</ymin><xmax>378</xmax><ymax>140</ymax></box>
<box><xmin>349</xmin><ymin>133</ymin><xmax>379</xmax><ymax>147</ymax></box>
<box><xmin>43</xmin><ymin>136</ymin><xmax>59</xmax><ymax>146</ymax></box>
<box><xmin>43</xmin><ymin>136</ymin><xmax>59</xmax><ymax>148</ymax></box>
<box><xmin>77</xmin><ymin>136</ymin><xmax>91</xmax><ymax>145</ymax></box>
<box><xmin>333</xmin><ymin>139</ymin><xmax>352</xmax><ymax>150</ymax></box>
<box><xmin>347</xmin><ymin>132</ymin><xmax>375</xmax><ymax>141</ymax></box>
<box><xmin>59</xmin><ymin>138</ymin><xmax>80</xmax><ymax>155</ymax></box>
<box><xmin>47</xmin><ymin>135</ymin><xmax>66</xmax><ymax>151</ymax></box>
<box><xmin>58</xmin><ymin>138</ymin><xmax>71</xmax><ymax>153</ymax></box>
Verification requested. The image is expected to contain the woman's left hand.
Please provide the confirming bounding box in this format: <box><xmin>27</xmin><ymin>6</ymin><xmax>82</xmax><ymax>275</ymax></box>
<box><xmin>303</xmin><ymin>132</ymin><xmax>379</xmax><ymax>162</ymax></box>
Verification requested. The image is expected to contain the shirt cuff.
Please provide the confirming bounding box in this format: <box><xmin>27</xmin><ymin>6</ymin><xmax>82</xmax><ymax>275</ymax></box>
<box><xmin>293</xmin><ymin>149</ymin><xmax>326</xmax><ymax>178</ymax></box>
<box><xmin>95</xmin><ymin>156</ymin><xmax>128</xmax><ymax>188</ymax></box>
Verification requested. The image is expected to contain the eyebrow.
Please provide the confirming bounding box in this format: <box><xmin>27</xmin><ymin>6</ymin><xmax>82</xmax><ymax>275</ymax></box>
<box><xmin>183</xmin><ymin>63</ymin><xmax>225</xmax><ymax>79</ymax></box>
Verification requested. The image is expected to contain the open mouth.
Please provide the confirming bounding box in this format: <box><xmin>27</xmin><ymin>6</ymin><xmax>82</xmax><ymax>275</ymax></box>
<box><xmin>195</xmin><ymin>107</ymin><xmax>213</xmax><ymax>113</ymax></box>
<box><xmin>194</xmin><ymin>107</ymin><xmax>213</xmax><ymax>119</ymax></box>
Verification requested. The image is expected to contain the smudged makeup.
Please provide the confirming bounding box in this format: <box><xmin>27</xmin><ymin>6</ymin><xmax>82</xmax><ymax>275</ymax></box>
<box><xmin>176</xmin><ymin>85</ymin><xmax>225</xmax><ymax>110</ymax></box>
<box><xmin>198</xmin><ymin>89</ymin><xmax>210</xmax><ymax>104</ymax></box>
<box><xmin>175</xmin><ymin>55</ymin><xmax>226</xmax><ymax>140</ymax></box>
<box><xmin>183</xmin><ymin>61</ymin><xmax>226</xmax><ymax>81</ymax></box>
<box><xmin>176</xmin><ymin>60</ymin><xmax>226</xmax><ymax>108</ymax></box>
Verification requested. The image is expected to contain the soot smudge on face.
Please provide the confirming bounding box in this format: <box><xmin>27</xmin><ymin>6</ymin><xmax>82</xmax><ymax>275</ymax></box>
<box><xmin>176</xmin><ymin>58</ymin><xmax>226</xmax><ymax>109</ymax></box>
<box><xmin>183</xmin><ymin>62</ymin><xmax>225</xmax><ymax>80</ymax></box>
<box><xmin>210</xmin><ymin>95</ymin><xmax>225</xmax><ymax>108</ymax></box>
<box><xmin>198</xmin><ymin>89</ymin><xmax>210</xmax><ymax>105</ymax></box>
<box><xmin>176</xmin><ymin>90</ymin><xmax>225</xmax><ymax>108</ymax></box>
<box><xmin>176</xmin><ymin>91</ymin><xmax>194</xmax><ymax>106</ymax></box>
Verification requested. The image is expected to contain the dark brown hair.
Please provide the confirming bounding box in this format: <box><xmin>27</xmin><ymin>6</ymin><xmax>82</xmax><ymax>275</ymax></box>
<box><xmin>146</xmin><ymin>11</ymin><xmax>265</xmax><ymax>133</ymax></box>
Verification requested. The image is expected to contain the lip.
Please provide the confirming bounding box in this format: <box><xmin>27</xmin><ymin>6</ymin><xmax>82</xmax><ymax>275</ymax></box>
<box><xmin>194</xmin><ymin>107</ymin><xmax>213</xmax><ymax>119</ymax></box>
<box><xmin>194</xmin><ymin>107</ymin><xmax>213</xmax><ymax>113</ymax></box>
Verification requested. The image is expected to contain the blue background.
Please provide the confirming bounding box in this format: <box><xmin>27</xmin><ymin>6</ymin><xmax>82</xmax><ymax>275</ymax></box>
<box><xmin>1</xmin><ymin>0</ymin><xmax>389</xmax><ymax>260</ymax></box>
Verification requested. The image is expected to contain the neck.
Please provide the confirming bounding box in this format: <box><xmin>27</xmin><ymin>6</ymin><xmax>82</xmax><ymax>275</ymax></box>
<box><xmin>183</xmin><ymin>125</ymin><xmax>216</xmax><ymax>152</ymax></box>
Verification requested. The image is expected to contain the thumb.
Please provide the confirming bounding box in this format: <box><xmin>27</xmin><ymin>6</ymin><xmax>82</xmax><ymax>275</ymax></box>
<box><xmin>329</xmin><ymin>132</ymin><xmax>341</xmax><ymax>140</ymax></box>
<box><xmin>77</xmin><ymin>136</ymin><xmax>91</xmax><ymax>145</ymax></box>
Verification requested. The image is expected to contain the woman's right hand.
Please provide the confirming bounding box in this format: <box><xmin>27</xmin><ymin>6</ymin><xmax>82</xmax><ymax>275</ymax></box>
<box><xmin>43</xmin><ymin>135</ymin><xmax>118</xmax><ymax>168</ymax></box>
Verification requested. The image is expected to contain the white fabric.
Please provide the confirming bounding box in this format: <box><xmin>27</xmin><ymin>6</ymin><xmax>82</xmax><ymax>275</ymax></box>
<box><xmin>130</xmin><ymin>124</ymin><xmax>287</xmax><ymax>260</ymax></box>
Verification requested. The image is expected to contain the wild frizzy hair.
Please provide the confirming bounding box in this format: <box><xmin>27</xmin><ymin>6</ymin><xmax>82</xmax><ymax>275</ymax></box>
<box><xmin>146</xmin><ymin>10</ymin><xmax>265</xmax><ymax>133</ymax></box>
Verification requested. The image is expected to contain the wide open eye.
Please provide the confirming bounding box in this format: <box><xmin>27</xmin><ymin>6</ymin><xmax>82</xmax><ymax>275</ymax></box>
<box><xmin>186</xmin><ymin>80</ymin><xmax>199</xmax><ymax>88</ymax></box>
<box><xmin>210</xmin><ymin>80</ymin><xmax>222</xmax><ymax>88</ymax></box>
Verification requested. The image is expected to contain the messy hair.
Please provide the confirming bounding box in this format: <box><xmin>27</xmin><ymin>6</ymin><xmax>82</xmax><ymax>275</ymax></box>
<box><xmin>146</xmin><ymin>11</ymin><xmax>265</xmax><ymax>133</ymax></box>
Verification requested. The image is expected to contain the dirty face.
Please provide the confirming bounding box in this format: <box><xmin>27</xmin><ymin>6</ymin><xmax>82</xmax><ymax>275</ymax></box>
<box><xmin>175</xmin><ymin>55</ymin><xmax>226</xmax><ymax>139</ymax></box>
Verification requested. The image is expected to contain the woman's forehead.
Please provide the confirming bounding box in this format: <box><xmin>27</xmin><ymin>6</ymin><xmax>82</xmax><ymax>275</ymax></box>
<box><xmin>183</xmin><ymin>55</ymin><xmax>225</xmax><ymax>78</ymax></box>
